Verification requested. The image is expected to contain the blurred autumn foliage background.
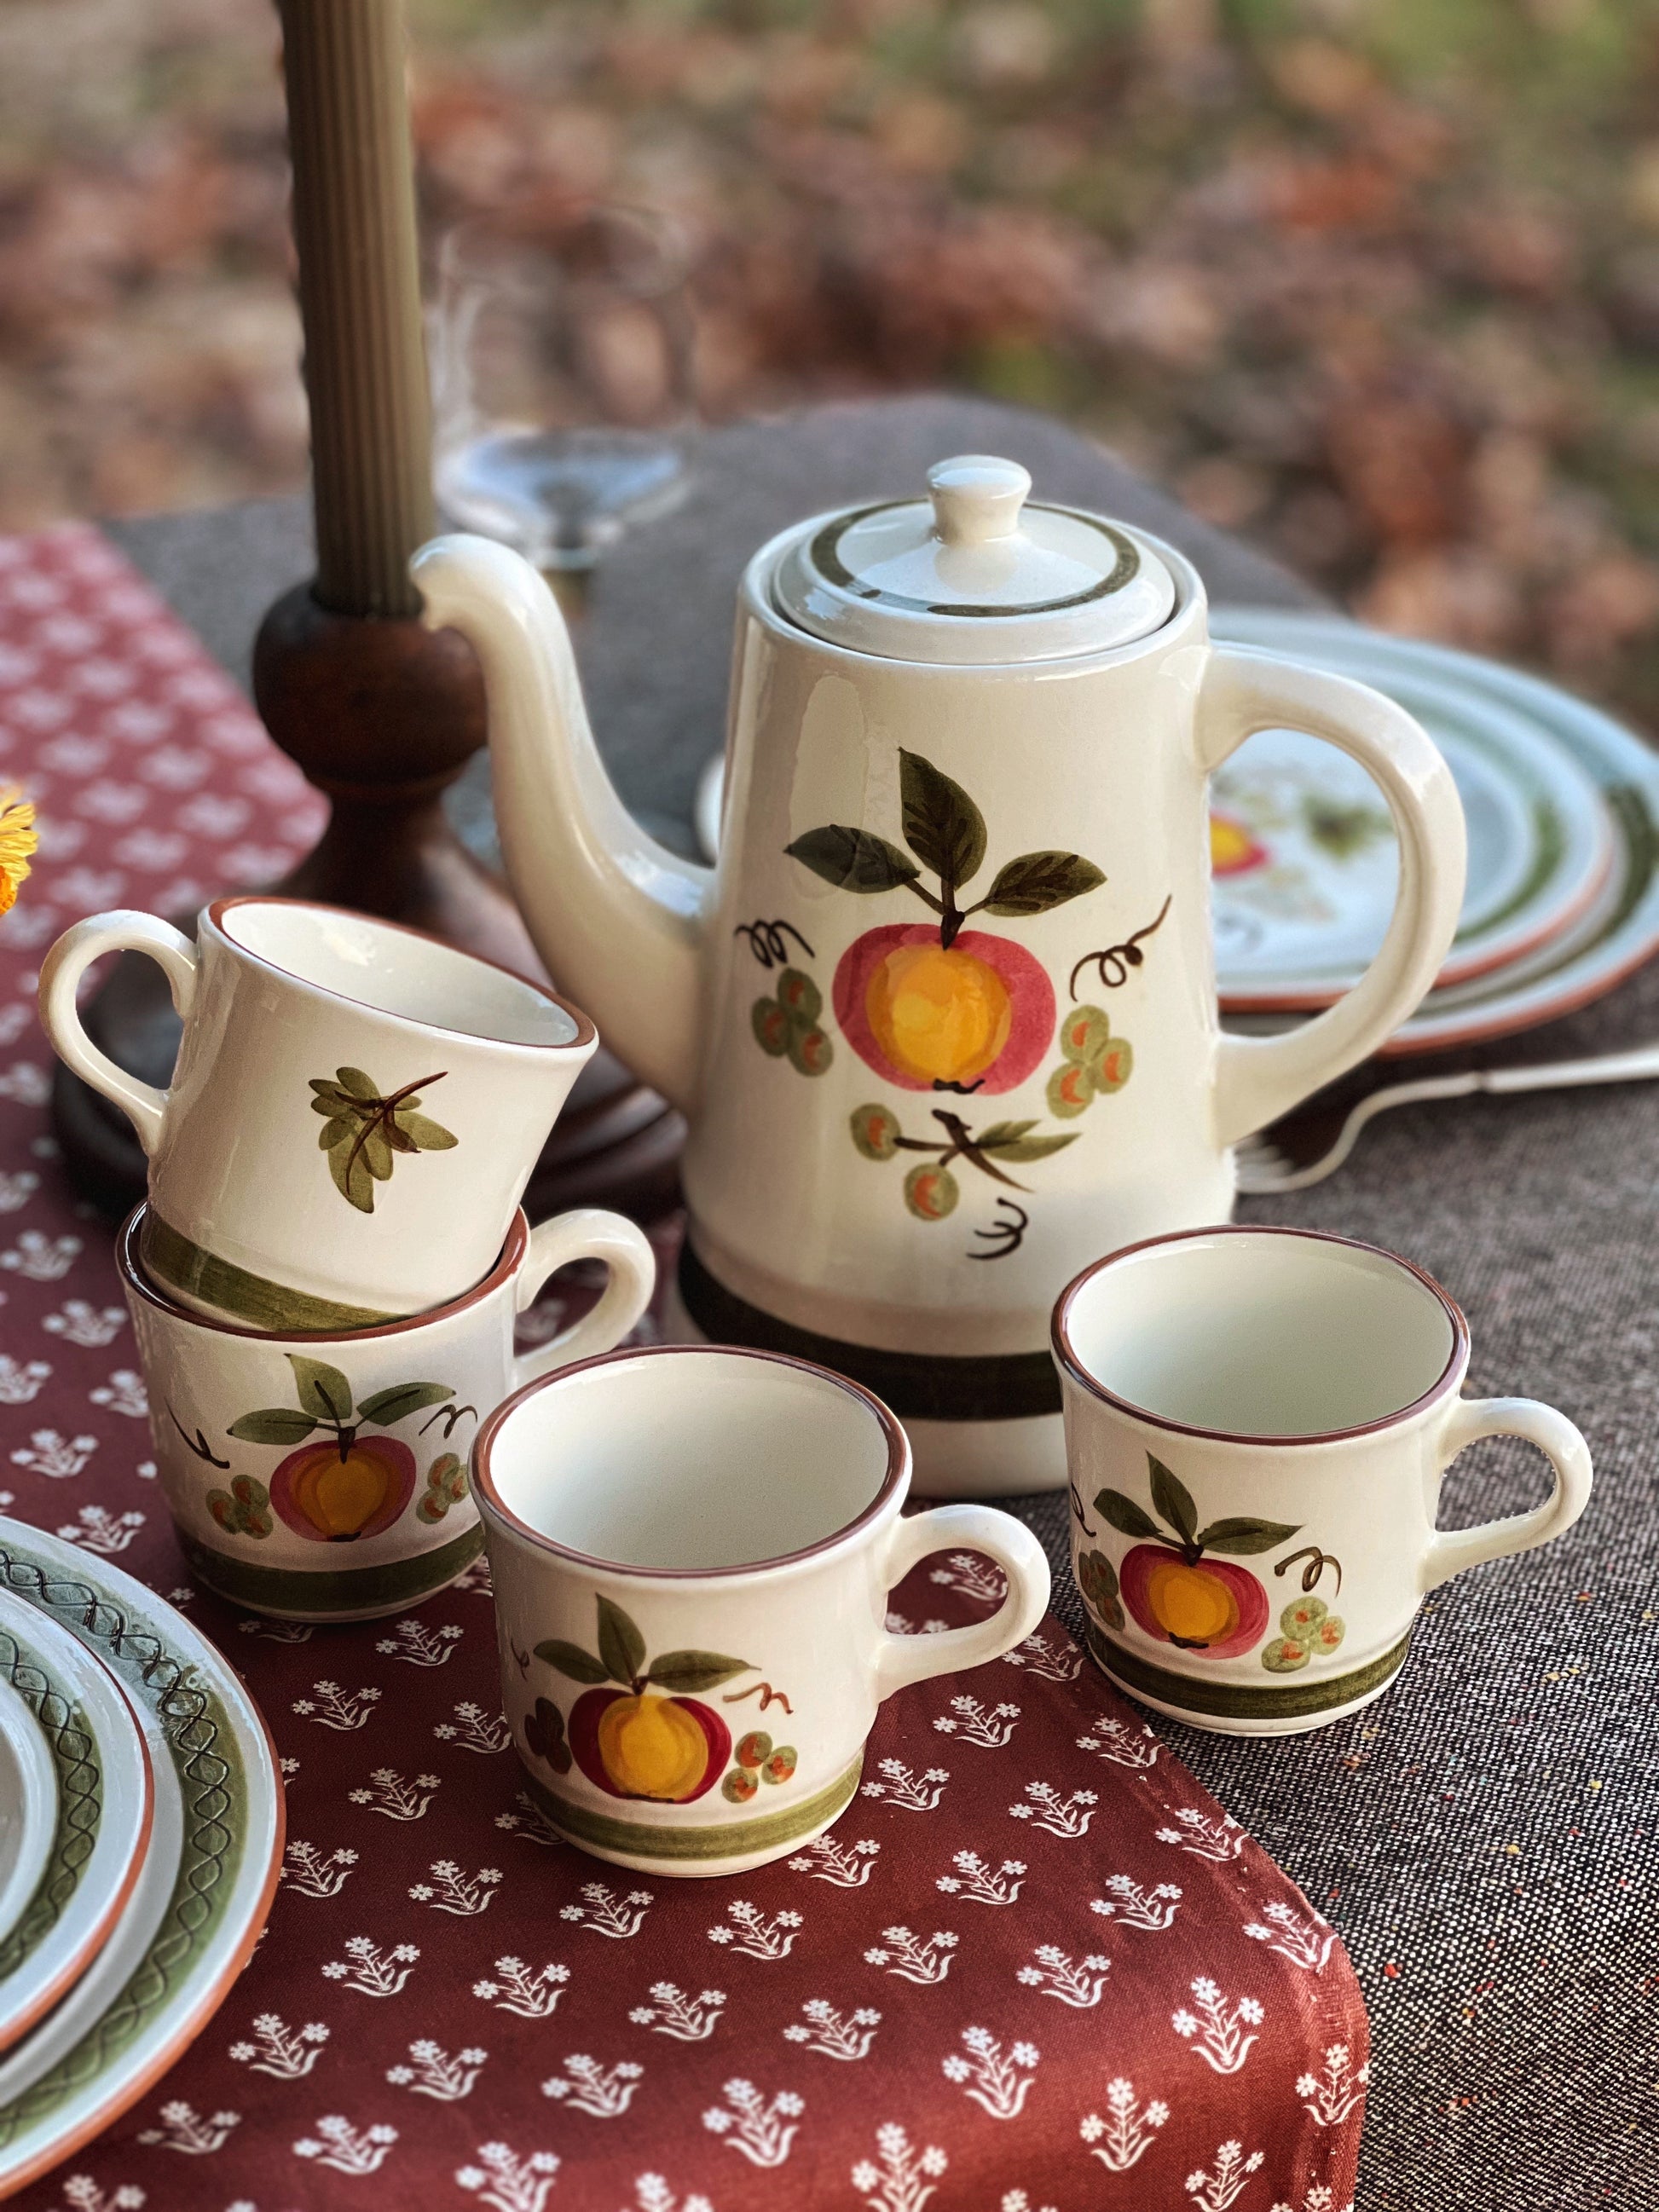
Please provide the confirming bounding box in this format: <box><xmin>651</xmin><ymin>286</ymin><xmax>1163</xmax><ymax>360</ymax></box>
<box><xmin>4</xmin><ymin>0</ymin><xmax>1659</xmax><ymax>715</ymax></box>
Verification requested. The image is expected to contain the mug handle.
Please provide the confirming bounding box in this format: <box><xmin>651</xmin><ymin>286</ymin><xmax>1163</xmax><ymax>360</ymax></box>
<box><xmin>1197</xmin><ymin>646</ymin><xmax>1468</xmax><ymax>1147</ymax></box>
<box><xmin>511</xmin><ymin>1208</ymin><xmax>657</xmax><ymax>1383</ymax></box>
<box><xmin>874</xmin><ymin>1506</ymin><xmax>1051</xmax><ymax>1700</ymax></box>
<box><xmin>38</xmin><ymin>911</ymin><xmax>200</xmax><ymax>1155</ymax></box>
<box><xmin>1420</xmin><ymin>1396</ymin><xmax>1593</xmax><ymax>1591</ymax></box>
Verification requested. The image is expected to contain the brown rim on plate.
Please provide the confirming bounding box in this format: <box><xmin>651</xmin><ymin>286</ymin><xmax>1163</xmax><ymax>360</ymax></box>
<box><xmin>472</xmin><ymin>1343</ymin><xmax>912</xmax><ymax>1581</ymax></box>
<box><xmin>1051</xmin><ymin>1222</ymin><xmax>1470</xmax><ymax>1447</ymax></box>
<box><xmin>206</xmin><ymin>893</ymin><xmax>598</xmax><ymax>1058</ymax></box>
<box><xmin>119</xmin><ymin>1201</ymin><xmax>527</xmax><ymax>1343</ymax></box>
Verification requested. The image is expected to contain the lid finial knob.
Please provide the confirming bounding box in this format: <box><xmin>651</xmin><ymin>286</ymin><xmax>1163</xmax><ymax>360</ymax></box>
<box><xmin>928</xmin><ymin>454</ymin><xmax>1032</xmax><ymax>548</ymax></box>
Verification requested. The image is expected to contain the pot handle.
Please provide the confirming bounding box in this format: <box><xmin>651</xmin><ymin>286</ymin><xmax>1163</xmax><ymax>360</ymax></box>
<box><xmin>1420</xmin><ymin>1396</ymin><xmax>1593</xmax><ymax>1591</ymax></box>
<box><xmin>512</xmin><ymin>1209</ymin><xmax>657</xmax><ymax>1383</ymax></box>
<box><xmin>874</xmin><ymin>1506</ymin><xmax>1051</xmax><ymax>1701</ymax></box>
<box><xmin>38</xmin><ymin>910</ymin><xmax>200</xmax><ymax>1155</ymax></box>
<box><xmin>1198</xmin><ymin>646</ymin><xmax>1467</xmax><ymax>1147</ymax></box>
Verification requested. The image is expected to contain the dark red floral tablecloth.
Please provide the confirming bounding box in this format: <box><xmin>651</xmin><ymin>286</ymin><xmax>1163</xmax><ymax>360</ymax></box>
<box><xmin>0</xmin><ymin>525</ymin><xmax>1366</xmax><ymax>2211</ymax></box>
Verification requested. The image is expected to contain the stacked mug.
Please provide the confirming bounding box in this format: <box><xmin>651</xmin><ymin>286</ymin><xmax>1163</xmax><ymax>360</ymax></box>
<box><xmin>38</xmin><ymin>895</ymin><xmax>656</xmax><ymax>1623</ymax></box>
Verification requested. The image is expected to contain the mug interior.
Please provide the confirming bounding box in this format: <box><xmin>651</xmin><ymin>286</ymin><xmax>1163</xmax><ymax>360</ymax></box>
<box><xmin>1060</xmin><ymin>1230</ymin><xmax>1460</xmax><ymax>1438</ymax></box>
<box><xmin>481</xmin><ymin>1349</ymin><xmax>900</xmax><ymax>1570</ymax></box>
<box><xmin>218</xmin><ymin>898</ymin><xmax>581</xmax><ymax>1050</ymax></box>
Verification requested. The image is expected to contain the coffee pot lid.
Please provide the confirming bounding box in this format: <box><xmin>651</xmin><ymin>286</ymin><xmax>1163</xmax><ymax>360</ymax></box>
<box><xmin>772</xmin><ymin>454</ymin><xmax>1176</xmax><ymax>665</ymax></box>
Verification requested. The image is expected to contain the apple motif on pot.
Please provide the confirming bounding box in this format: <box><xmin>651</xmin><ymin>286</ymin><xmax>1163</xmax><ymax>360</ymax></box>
<box><xmin>785</xmin><ymin>747</ymin><xmax>1104</xmax><ymax>1098</ymax></box>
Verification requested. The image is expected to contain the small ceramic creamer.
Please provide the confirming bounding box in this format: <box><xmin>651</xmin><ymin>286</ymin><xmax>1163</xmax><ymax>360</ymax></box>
<box><xmin>414</xmin><ymin>455</ymin><xmax>1467</xmax><ymax>1495</ymax></box>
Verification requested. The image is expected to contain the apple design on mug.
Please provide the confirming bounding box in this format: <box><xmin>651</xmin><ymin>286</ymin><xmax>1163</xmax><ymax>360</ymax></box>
<box><xmin>534</xmin><ymin>1597</ymin><xmax>797</xmax><ymax>1805</ymax></box>
<box><xmin>1090</xmin><ymin>1456</ymin><xmax>1299</xmax><ymax>1660</ymax></box>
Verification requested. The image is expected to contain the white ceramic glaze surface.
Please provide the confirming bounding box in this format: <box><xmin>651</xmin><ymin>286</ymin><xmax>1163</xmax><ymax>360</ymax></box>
<box><xmin>0</xmin><ymin>1678</ymin><xmax>55</xmax><ymax>1955</ymax></box>
<box><xmin>474</xmin><ymin>1345</ymin><xmax>1050</xmax><ymax>1874</ymax></box>
<box><xmin>1054</xmin><ymin>1227</ymin><xmax>1593</xmax><ymax>1736</ymax></box>
<box><xmin>38</xmin><ymin>896</ymin><xmax>598</xmax><ymax>1327</ymax></box>
<box><xmin>413</xmin><ymin>459</ymin><xmax>1466</xmax><ymax>1496</ymax></box>
<box><xmin>0</xmin><ymin>1589</ymin><xmax>153</xmax><ymax>2055</ymax></box>
<box><xmin>121</xmin><ymin>1201</ymin><xmax>656</xmax><ymax>1622</ymax></box>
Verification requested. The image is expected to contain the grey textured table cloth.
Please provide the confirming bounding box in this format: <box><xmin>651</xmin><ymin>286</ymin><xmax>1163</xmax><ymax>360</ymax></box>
<box><xmin>109</xmin><ymin>396</ymin><xmax>1657</xmax><ymax>2209</ymax></box>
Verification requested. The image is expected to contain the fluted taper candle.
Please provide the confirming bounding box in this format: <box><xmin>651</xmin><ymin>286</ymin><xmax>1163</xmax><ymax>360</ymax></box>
<box><xmin>278</xmin><ymin>0</ymin><xmax>432</xmax><ymax>618</ymax></box>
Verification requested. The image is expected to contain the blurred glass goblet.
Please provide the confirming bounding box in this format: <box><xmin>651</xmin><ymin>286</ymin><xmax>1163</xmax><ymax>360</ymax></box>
<box><xmin>431</xmin><ymin>202</ymin><xmax>698</xmax><ymax>590</ymax></box>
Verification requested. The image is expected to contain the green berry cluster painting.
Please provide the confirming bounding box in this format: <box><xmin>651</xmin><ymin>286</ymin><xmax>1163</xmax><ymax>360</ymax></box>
<box><xmin>751</xmin><ymin>966</ymin><xmax>833</xmax><ymax>1077</ymax></box>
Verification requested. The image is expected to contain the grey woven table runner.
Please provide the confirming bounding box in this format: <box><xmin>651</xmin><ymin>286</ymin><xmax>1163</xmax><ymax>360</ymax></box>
<box><xmin>113</xmin><ymin>394</ymin><xmax>1659</xmax><ymax>2209</ymax></box>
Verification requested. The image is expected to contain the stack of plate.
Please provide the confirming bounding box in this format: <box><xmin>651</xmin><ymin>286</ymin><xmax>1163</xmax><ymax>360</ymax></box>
<box><xmin>693</xmin><ymin>612</ymin><xmax>1659</xmax><ymax>1055</ymax></box>
<box><xmin>1209</xmin><ymin>612</ymin><xmax>1659</xmax><ymax>1054</ymax></box>
<box><xmin>0</xmin><ymin>1519</ymin><xmax>283</xmax><ymax>2195</ymax></box>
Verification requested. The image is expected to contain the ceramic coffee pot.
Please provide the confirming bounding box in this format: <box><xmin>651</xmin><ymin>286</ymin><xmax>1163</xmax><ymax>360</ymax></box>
<box><xmin>413</xmin><ymin>455</ymin><xmax>1467</xmax><ymax>1496</ymax></box>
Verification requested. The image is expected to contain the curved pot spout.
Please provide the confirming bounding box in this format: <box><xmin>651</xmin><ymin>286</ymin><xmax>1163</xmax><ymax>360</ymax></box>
<box><xmin>412</xmin><ymin>534</ymin><xmax>710</xmax><ymax>1113</ymax></box>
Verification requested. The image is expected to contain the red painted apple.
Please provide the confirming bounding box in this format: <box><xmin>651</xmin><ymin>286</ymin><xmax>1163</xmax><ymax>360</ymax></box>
<box><xmin>833</xmin><ymin>924</ymin><xmax>1055</xmax><ymax>1094</ymax></box>
<box><xmin>269</xmin><ymin>1435</ymin><xmax>414</xmax><ymax>1543</ymax></box>
<box><xmin>1210</xmin><ymin>812</ymin><xmax>1269</xmax><ymax>876</ymax></box>
<box><xmin>1118</xmin><ymin>1545</ymin><xmax>1269</xmax><ymax>1659</ymax></box>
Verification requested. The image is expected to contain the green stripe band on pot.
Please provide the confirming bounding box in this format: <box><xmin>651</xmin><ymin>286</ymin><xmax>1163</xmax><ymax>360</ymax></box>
<box><xmin>1083</xmin><ymin>1616</ymin><xmax>1413</xmax><ymax>1720</ymax></box>
<box><xmin>523</xmin><ymin>1756</ymin><xmax>863</xmax><ymax>1863</ymax></box>
<box><xmin>141</xmin><ymin>1211</ymin><xmax>396</xmax><ymax>1334</ymax></box>
<box><xmin>678</xmin><ymin>1241</ymin><xmax>1061</xmax><ymax>1423</ymax></box>
<box><xmin>179</xmin><ymin>1522</ymin><xmax>483</xmax><ymax>1616</ymax></box>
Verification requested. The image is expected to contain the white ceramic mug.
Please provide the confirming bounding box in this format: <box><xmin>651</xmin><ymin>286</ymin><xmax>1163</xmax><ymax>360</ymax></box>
<box><xmin>121</xmin><ymin>1200</ymin><xmax>655</xmax><ymax>1622</ymax></box>
<box><xmin>41</xmin><ymin>896</ymin><xmax>599</xmax><ymax>1329</ymax></box>
<box><xmin>473</xmin><ymin>1344</ymin><xmax>1051</xmax><ymax>1875</ymax></box>
<box><xmin>1053</xmin><ymin>1226</ymin><xmax>1593</xmax><ymax>1736</ymax></box>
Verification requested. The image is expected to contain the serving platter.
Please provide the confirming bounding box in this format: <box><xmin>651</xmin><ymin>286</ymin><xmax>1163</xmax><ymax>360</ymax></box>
<box><xmin>0</xmin><ymin>1523</ymin><xmax>283</xmax><ymax>2197</ymax></box>
<box><xmin>0</xmin><ymin>1591</ymin><xmax>152</xmax><ymax>2057</ymax></box>
<box><xmin>1211</xmin><ymin>613</ymin><xmax>1659</xmax><ymax>1054</ymax></box>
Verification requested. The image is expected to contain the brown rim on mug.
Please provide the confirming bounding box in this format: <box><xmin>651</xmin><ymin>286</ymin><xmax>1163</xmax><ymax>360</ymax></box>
<box><xmin>206</xmin><ymin>894</ymin><xmax>599</xmax><ymax>1058</ymax></box>
<box><xmin>1051</xmin><ymin>1222</ymin><xmax>1471</xmax><ymax>1448</ymax></box>
<box><xmin>471</xmin><ymin>1343</ymin><xmax>912</xmax><ymax>1582</ymax></box>
<box><xmin>118</xmin><ymin>1200</ymin><xmax>530</xmax><ymax>1344</ymax></box>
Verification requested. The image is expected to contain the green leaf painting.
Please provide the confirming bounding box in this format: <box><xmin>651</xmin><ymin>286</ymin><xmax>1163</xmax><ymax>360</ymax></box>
<box><xmin>309</xmin><ymin>1065</ymin><xmax>458</xmax><ymax>1214</ymax></box>
<box><xmin>1097</xmin><ymin>1453</ymin><xmax>1304</xmax><ymax>1569</ymax></box>
<box><xmin>981</xmin><ymin>850</ymin><xmax>1106</xmax><ymax>915</ymax></box>
<box><xmin>783</xmin><ymin>825</ymin><xmax>920</xmax><ymax>896</ymax></box>
<box><xmin>899</xmin><ymin>748</ymin><xmax>986</xmax><ymax>897</ymax></box>
<box><xmin>646</xmin><ymin>1649</ymin><xmax>758</xmax><ymax>1695</ymax></box>
<box><xmin>227</xmin><ymin>1354</ymin><xmax>455</xmax><ymax>1458</ymax></box>
<box><xmin>534</xmin><ymin>1596</ymin><xmax>755</xmax><ymax>1698</ymax></box>
<box><xmin>785</xmin><ymin>744</ymin><xmax>1104</xmax><ymax>949</ymax></box>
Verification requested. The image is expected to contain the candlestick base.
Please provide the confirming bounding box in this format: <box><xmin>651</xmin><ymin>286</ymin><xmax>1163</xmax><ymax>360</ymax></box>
<box><xmin>51</xmin><ymin>582</ymin><xmax>685</xmax><ymax>1227</ymax></box>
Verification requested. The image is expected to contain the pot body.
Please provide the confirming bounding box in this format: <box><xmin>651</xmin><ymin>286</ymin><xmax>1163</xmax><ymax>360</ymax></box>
<box><xmin>679</xmin><ymin>537</ymin><xmax>1217</xmax><ymax>1493</ymax></box>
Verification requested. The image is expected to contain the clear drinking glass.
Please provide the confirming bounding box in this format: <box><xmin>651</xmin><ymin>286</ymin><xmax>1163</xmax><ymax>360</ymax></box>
<box><xmin>431</xmin><ymin>203</ymin><xmax>698</xmax><ymax>580</ymax></box>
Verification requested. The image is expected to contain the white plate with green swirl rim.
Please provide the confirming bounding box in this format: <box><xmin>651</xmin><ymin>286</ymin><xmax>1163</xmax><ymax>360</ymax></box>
<box><xmin>1211</xmin><ymin>613</ymin><xmax>1659</xmax><ymax>1054</ymax></box>
<box><xmin>0</xmin><ymin>1677</ymin><xmax>55</xmax><ymax>1955</ymax></box>
<box><xmin>0</xmin><ymin>1591</ymin><xmax>152</xmax><ymax>2056</ymax></box>
<box><xmin>0</xmin><ymin>1523</ymin><xmax>284</xmax><ymax>2196</ymax></box>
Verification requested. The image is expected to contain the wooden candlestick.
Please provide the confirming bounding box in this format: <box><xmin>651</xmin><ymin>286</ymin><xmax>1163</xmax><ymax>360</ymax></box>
<box><xmin>52</xmin><ymin>0</ymin><xmax>682</xmax><ymax>1222</ymax></box>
